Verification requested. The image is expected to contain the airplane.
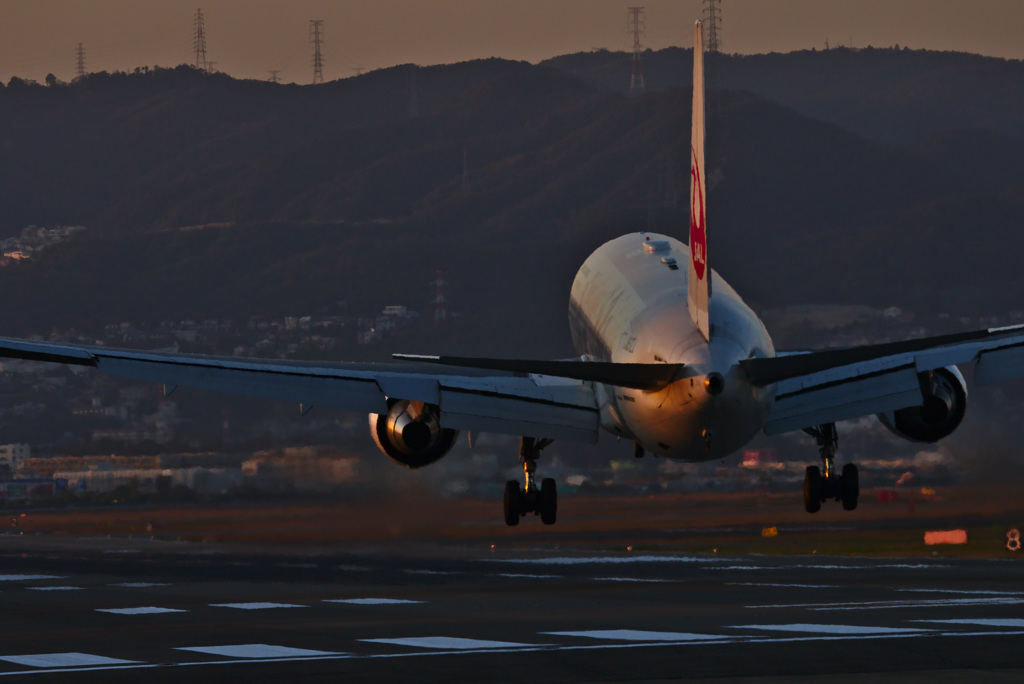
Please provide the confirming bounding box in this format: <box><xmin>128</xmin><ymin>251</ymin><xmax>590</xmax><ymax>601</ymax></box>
<box><xmin>2</xmin><ymin>21</ymin><xmax>1023</xmax><ymax>527</ymax></box>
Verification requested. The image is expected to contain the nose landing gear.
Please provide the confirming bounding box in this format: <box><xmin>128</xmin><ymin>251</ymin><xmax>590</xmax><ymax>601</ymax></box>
<box><xmin>503</xmin><ymin>437</ymin><xmax>557</xmax><ymax>526</ymax></box>
<box><xmin>802</xmin><ymin>423</ymin><xmax>859</xmax><ymax>513</ymax></box>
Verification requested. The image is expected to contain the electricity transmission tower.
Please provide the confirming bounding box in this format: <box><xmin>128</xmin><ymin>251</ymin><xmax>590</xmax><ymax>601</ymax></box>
<box><xmin>628</xmin><ymin>6</ymin><xmax>645</xmax><ymax>96</ymax></box>
<box><xmin>703</xmin><ymin>0</ymin><xmax>722</xmax><ymax>53</ymax></box>
<box><xmin>194</xmin><ymin>8</ymin><xmax>209</xmax><ymax>71</ymax></box>
<box><xmin>310</xmin><ymin>20</ymin><xmax>325</xmax><ymax>84</ymax></box>
<box><xmin>75</xmin><ymin>43</ymin><xmax>86</xmax><ymax>79</ymax></box>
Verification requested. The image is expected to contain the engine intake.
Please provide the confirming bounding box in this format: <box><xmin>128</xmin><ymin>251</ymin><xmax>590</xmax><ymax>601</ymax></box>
<box><xmin>369</xmin><ymin>400</ymin><xmax>458</xmax><ymax>468</ymax></box>
<box><xmin>878</xmin><ymin>366</ymin><xmax>967</xmax><ymax>443</ymax></box>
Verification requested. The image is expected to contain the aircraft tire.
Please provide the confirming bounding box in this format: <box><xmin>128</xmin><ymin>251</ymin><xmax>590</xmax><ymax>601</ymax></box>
<box><xmin>841</xmin><ymin>463</ymin><xmax>859</xmax><ymax>511</ymax></box>
<box><xmin>539</xmin><ymin>478</ymin><xmax>557</xmax><ymax>525</ymax></box>
<box><xmin>504</xmin><ymin>481</ymin><xmax>521</xmax><ymax>526</ymax></box>
<box><xmin>804</xmin><ymin>466</ymin><xmax>822</xmax><ymax>514</ymax></box>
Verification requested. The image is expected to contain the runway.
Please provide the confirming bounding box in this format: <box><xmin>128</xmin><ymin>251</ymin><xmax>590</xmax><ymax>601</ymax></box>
<box><xmin>0</xmin><ymin>536</ymin><xmax>1021</xmax><ymax>682</ymax></box>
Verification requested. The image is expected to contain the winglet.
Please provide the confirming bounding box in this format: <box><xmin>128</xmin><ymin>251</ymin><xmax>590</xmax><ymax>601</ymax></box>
<box><xmin>689</xmin><ymin>20</ymin><xmax>711</xmax><ymax>341</ymax></box>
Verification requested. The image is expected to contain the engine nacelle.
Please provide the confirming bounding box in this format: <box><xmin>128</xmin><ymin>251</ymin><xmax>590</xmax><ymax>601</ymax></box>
<box><xmin>369</xmin><ymin>400</ymin><xmax>458</xmax><ymax>468</ymax></box>
<box><xmin>877</xmin><ymin>366</ymin><xmax>967</xmax><ymax>443</ymax></box>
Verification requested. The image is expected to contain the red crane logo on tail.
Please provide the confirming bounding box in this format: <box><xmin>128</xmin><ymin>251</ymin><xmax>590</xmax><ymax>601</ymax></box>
<box><xmin>690</xmin><ymin>144</ymin><xmax>707</xmax><ymax>281</ymax></box>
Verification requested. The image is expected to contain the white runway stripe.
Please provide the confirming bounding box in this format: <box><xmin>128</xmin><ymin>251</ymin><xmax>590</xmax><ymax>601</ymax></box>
<box><xmin>731</xmin><ymin>623</ymin><xmax>927</xmax><ymax>635</ymax></box>
<box><xmin>729</xmin><ymin>583</ymin><xmax>839</xmax><ymax>589</ymax></box>
<box><xmin>494</xmin><ymin>573</ymin><xmax>561</xmax><ymax>579</ymax></box>
<box><xmin>0</xmin><ymin>652</ymin><xmax>138</xmax><ymax>668</ymax></box>
<box><xmin>917</xmin><ymin>618</ymin><xmax>1024</xmax><ymax>628</ymax></box>
<box><xmin>97</xmin><ymin>607</ymin><xmax>186</xmax><ymax>615</ymax></box>
<box><xmin>361</xmin><ymin>636</ymin><xmax>536</xmax><ymax>650</ymax></box>
<box><xmin>28</xmin><ymin>586</ymin><xmax>83</xmax><ymax>591</ymax></box>
<box><xmin>210</xmin><ymin>602</ymin><xmax>306</xmax><ymax>610</ymax></box>
<box><xmin>0</xmin><ymin>575</ymin><xmax>62</xmax><ymax>581</ymax></box>
<box><xmin>748</xmin><ymin>597</ymin><xmax>1024</xmax><ymax>610</ymax></box>
<box><xmin>325</xmin><ymin>598</ymin><xmax>424</xmax><ymax>605</ymax></box>
<box><xmin>110</xmin><ymin>582</ymin><xmax>170</xmax><ymax>588</ymax></box>
<box><xmin>543</xmin><ymin>629</ymin><xmax>724</xmax><ymax>642</ymax></box>
<box><xmin>896</xmin><ymin>588</ymin><xmax>1024</xmax><ymax>596</ymax></box>
<box><xmin>592</xmin><ymin>577</ymin><xmax>670</xmax><ymax>583</ymax></box>
<box><xmin>178</xmin><ymin>644</ymin><xmax>339</xmax><ymax>659</ymax></box>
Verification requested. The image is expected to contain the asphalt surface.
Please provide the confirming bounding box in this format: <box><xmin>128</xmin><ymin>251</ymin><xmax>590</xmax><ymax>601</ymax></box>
<box><xmin>0</xmin><ymin>535</ymin><xmax>1021</xmax><ymax>683</ymax></box>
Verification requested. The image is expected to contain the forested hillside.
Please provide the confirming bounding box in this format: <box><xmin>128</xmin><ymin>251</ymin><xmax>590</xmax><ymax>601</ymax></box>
<box><xmin>0</xmin><ymin>48</ymin><xmax>1022</xmax><ymax>355</ymax></box>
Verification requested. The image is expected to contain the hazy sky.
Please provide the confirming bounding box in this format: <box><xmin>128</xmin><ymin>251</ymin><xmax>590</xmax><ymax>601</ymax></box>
<box><xmin>2</xmin><ymin>0</ymin><xmax>1023</xmax><ymax>85</ymax></box>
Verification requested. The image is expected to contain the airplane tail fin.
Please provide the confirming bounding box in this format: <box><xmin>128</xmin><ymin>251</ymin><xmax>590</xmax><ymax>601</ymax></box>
<box><xmin>688</xmin><ymin>20</ymin><xmax>711</xmax><ymax>341</ymax></box>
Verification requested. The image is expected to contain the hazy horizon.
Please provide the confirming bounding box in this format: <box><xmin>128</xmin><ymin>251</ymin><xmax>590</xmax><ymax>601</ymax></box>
<box><xmin>2</xmin><ymin>0</ymin><xmax>1023</xmax><ymax>85</ymax></box>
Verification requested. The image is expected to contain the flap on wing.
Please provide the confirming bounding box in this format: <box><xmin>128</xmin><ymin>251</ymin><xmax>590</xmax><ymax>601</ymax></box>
<box><xmin>764</xmin><ymin>365</ymin><xmax>922</xmax><ymax>435</ymax></box>
<box><xmin>96</xmin><ymin>356</ymin><xmax>389</xmax><ymax>414</ymax></box>
<box><xmin>975</xmin><ymin>343</ymin><xmax>1024</xmax><ymax>386</ymax></box>
<box><xmin>393</xmin><ymin>354</ymin><xmax>684</xmax><ymax>390</ymax></box>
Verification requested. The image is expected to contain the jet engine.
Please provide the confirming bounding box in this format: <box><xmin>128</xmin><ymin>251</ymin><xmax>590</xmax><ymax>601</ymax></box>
<box><xmin>877</xmin><ymin>366</ymin><xmax>967</xmax><ymax>443</ymax></box>
<box><xmin>369</xmin><ymin>400</ymin><xmax>459</xmax><ymax>468</ymax></box>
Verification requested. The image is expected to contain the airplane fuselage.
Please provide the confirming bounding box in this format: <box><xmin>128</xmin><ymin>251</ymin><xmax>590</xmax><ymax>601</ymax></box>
<box><xmin>569</xmin><ymin>232</ymin><xmax>776</xmax><ymax>461</ymax></box>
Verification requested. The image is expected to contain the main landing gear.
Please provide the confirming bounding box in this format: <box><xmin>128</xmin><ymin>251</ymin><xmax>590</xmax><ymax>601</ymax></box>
<box><xmin>802</xmin><ymin>423</ymin><xmax>859</xmax><ymax>513</ymax></box>
<box><xmin>504</xmin><ymin>437</ymin><xmax>557</xmax><ymax>526</ymax></box>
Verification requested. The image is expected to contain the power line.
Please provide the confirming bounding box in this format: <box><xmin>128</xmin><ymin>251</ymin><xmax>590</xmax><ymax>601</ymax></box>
<box><xmin>627</xmin><ymin>6</ymin><xmax>645</xmax><ymax>96</ymax></box>
<box><xmin>194</xmin><ymin>8</ymin><xmax>208</xmax><ymax>71</ymax></box>
<box><xmin>310</xmin><ymin>19</ymin><xmax>324</xmax><ymax>84</ymax></box>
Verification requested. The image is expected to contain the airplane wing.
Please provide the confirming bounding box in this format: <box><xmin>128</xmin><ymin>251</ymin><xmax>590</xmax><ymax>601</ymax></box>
<box><xmin>0</xmin><ymin>337</ymin><xmax>600</xmax><ymax>444</ymax></box>
<box><xmin>741</xmin><ymin>324</ymin><xmax>1024</xmax><ymax>435</ymax></box>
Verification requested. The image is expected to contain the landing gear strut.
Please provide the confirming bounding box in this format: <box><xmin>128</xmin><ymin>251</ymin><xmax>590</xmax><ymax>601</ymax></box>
<box><xmin>504</xmin><ymin>437</ymin><xmax>557</xmax><ymax>526</ymax></box>
<box><xmin>802</xmin><ymin>423</ymin><xmax>859</xmax><ymax>513</ymax></box>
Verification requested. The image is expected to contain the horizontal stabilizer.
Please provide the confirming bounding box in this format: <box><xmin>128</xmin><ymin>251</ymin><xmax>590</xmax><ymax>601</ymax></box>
<box><xmin>393</xmin><ymin>354</ymin><xmax>684</xmax><ymax>390</ymax></box>
<box><xmin>742</xmin><ymin>324</ymin><xmax>1024</xmax><ymax>387</ymax></box>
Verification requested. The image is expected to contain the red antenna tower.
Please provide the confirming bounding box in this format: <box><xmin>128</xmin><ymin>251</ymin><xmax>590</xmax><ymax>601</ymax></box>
<box><xmin>194</xmin><ymin>8</ymin><xmax>208</xmax><ymax>71</ymax></box>
<box><xmin>310</xmin><ymin>19</ymin><xmax>325</xmax><ymax>84</ymax></box>
<box><xmin>432</xmin><ymin>270</ymin><xmax>448</xmax><ymax>324</ymax></box>
<box><xmin>628</xmin><ymin>6</ymin><xmax>645</xmax><ymax>96</ymax></box>
<box><xmin>75</xmin><ymin>43</ymin><xmax>86</xmax><ymax>80</ymax></box>
<box><xmin>703</xmin><ymin>0</ymin><xmax>722</xmax><ymax>53</ymax></box>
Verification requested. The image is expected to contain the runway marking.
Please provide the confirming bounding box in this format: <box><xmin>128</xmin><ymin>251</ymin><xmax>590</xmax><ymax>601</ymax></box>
<box><xmin>210</xmin><ymin>602</ymin><xmax>307</xmax><ymax>610</ymax></box>
<box><xmin>916</xmin><ymin>619</ymin><xmax>1024</xmax><ymax>628</ymax></box>
<box><xmin>361</xmin><ymin>637</ymin><xmax>536</xmax><ymax>650</ymax></box>
<box><xmin>486</xmin><ymin>557</ymin><xmax>945</xmax><ymax>570</ymax></box>
<box><xmin>494</xmin><ymin>573</ymin><xmax>561</xmax><ymax>579</ymax></box>
<box><xmin>591</xmin><ymin>577</ymin><xmax>670</xmax><ymax>583</ymax></box>
<box><xmin>713</xmin><ymin>564</ymin><xmax>946</xmax><ymax>571</ymax></box>
<box><xmin>97</xmin><ymin>606</ymin><xmax>186</xmax><ymax>615</ymax></box>
<box><xmin>177</xmin><ymin>644</ymin><xmax>339</xmax><ymax>659</ymax></box>
<box><xmin>729</xmin><ymin>583</ymin><xmax>839</xmax><ymax>589</ymax></box>
<box><xmin>730</xmin><ymin>624</ymin><xmax>927</xmax><ymax>635</ymax></box>
<box><xmin>403</xmin><ymin>569</ymin><xmax>460</xmax><ymax>576</ymax></box>
<box><xmin>485</xmin><ymin>555</ymin><xmax>724</xmax><ymax>565</ymax></box>
<box><xmin>325</xmin><ymin>598</ymin><xmax>424</xmax><ymax>605</ymax></box>
<box><xmin>747</xmin><ymin>597</ymin><xmax>1024</xmax><ymax>611</ymax></box>
<box><xmin>0</xmin><ymin>575</ymin><xmax>62</xmax><ymax>582</ymax></box>
<box><xmin>543</xmin><ymin>630</ymin><xmax>724</xmax><ymax>642</ymax></box>
<box><xmin>896</xmin><ymin>588</ymin><xmax>1024</xmax><ymax>596</ymax></box>
<box><xmin>110</xmin><ymin>582</ymin><xmax>170</xmax><ymax>588</ymax></box>
<box><xmin>1</xmin><ymin>628</ymin><xmax>1021</xmax><ymax>677</ymax></box>
<box><xmin>0</xmin><ymin>653</ymin><xmax>139</xmax><ymax>668</ymax></box>
<box><xmin>27</xmin><ymin>586</ymin><xmax>82</xmax><ymax>591</ymax></box>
